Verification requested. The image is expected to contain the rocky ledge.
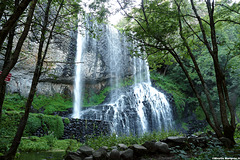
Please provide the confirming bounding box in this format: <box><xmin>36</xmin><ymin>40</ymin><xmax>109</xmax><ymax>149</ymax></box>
<box><xmin>65</xmin><ymin>132</ymin><xmax>234</xmax><ymax>160</ymax></box>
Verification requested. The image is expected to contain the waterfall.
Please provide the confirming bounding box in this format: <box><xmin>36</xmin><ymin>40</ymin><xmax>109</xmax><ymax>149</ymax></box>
<box><xmin>72</xmin><ymin>19</ymin><xmax>86</xmax><ymax>118</ymax></box>
<box><xmin>72</xmin><ymin>20</ymin><xmax>174</xmax><ymax>135</ymax></box>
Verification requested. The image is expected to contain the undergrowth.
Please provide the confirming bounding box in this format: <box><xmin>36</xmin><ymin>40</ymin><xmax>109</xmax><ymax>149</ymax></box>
<box><xmin>0</xmin><ymin>111</ymin><xmax>64</xmax><ymax>154</ymax></box>
<box><xmin>18</xmin><ymin>136</ymin><xmax>81</xmax><ymax>152</ymax></box>
<box><xmin>3</xmin><ymin>93</ymin><xmax>72</xmax><ymax>114</ymax></box>
<box><xmin>85</xmin><ymin>130</ymin><xmax>180</xmax><ymax>150</ymax></box>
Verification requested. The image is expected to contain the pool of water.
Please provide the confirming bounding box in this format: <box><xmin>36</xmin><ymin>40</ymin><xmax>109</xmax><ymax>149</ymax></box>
<box><xmin>16</xmin><ymin>151</ymin><xmax>65</xmax><ymax>160</ymax></box>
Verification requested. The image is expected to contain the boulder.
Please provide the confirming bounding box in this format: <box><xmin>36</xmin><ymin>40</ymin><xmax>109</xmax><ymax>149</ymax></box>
<box><xmin>111</xmin><ymin>146</ymin><xmax>118</xmax><ymax>150</ymax></box>
<box><xmin>84</xmin><ymin>156</ymin><xmax>93</xmax><ymax>160</ymax></box>
<box><xmin>101</xmin><ymin>146</ymin><xmax>108</xmax><ymax>151</ymax></box>
<box><xmin>121</xmin><ymin>149</ymin><xmax>134</xmax><ymax>160</ymax></box>
<box><xmin>92</xmin><ymin>148</ymin><xmax>108</xmax><ymax>160</ymax></box>
<box><xmin>163</xmin><ymin>136</ymin><xmax>187</xmax><ymax>148</ymax></box>
<box><xmin>155</xmin><ymin>142</ymin><xmax>170</xmax><ymax>153</ymax></box>
<box><xmin>142</xmin><ymin>141</ymin><xmax>157</xmax><ymax>153</ymax></box>
<box><xmin>109</xmin><ymin>149</ymin><xmax>121</xmax><ymax>160</ymax></box>
<box><xmin>167</xmin><ymin>136</ymin><xmax>187</xmax><ymax>143</ymax></box>
<box><xmin>118</xmin><ymin>143</ymin><xmax>128</xmax><ymax>150</ymax></box>
<box><xmin>65</xmin><ymin>152</ymin><xmax>82</xmax><ymax>160</ymax></box>
<box><xmin>129</xmin><ymin>144</ymin><xmax>147</xmax><ymax>156</ymax></box>
<box><xmin>78</xmin><ymin>145</ymin><xmax>94</xmax><ymax>157</ymax></box>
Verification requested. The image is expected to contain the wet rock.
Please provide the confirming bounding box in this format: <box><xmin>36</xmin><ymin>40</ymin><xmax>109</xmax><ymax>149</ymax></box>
<box><xmin>109</xmin><ymin>149</ymin><xmax>121</xmax><ymax>160</ymax></box>
<box><xmin>167</xmin><ymin>136</ymin><xmax>187</xmax><ymax>143</ymax></box>
<box><xmin>101</xmin><ymin>146</ymin><xmax>108</xmax><ymax>151</ymax></box>
<box><xmin>65</xmin><ymin>152</ymin><xmax>82</xmax><ymax>160</ymax></box>
<box><xmin>121</xmin><ymin>149</ymin><xmax>134</xmax><ymax>160</ymax></box>
<box><xmin>118</xmin><ymin>144</ymin><xmax>128</xmax><ymax>150</ymax></box>
<box><xmin>78</xmin><ymin>145</ymin><xmax>94</xmax><ymax>156</ymax></box>
<box><xmin>129</xmin><ymin>144</ymin><xmax>147</xmax><ymax>156</ymax></box>
<box><xmin>111</xmin><ymin>146</ymin><xmax>118</xmax><ymax>150</ymax></box>
<box><xmin>92</xmin><ymin>148</ymin><xmax>108</xmax><ymax>160</ymax></box>
<box><xmin>142</xmin><ymin>141</ymin><xmax>157</xmax><ymax>153</ymax></box>
<box><xmin>163</xmin><ymin>136</ymin><xmax>187</xmax><ymax>148</ymax></box>
<box><xmin>155</xmin><ymin>142</ymin><xmax>170</xmax><ymax>153</ymax></box>
<box><xmin>84</xmin><ymin>156</ymin><xmax>93</xmax><ymax>160</ymax></box>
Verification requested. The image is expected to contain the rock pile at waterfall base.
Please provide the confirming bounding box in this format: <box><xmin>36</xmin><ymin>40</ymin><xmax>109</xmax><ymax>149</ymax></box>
<box><xmin>64</xmin><ymin>132</ymin><xmax>232</xmax><ymax>160</ymax></box>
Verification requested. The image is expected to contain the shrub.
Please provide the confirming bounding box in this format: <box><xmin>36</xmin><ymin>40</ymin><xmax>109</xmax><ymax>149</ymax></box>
<box><xmin>19</xmin><ymin>137</ymin><xmax>50</xmax><ymax>152</ymax></box>
<box><xmin>24</xmin><ymin>115</ymin><xmax>42</xmax><ymax>135</ymax></box>
<box><xmin>44</xmin><ymin>134</ymin><xmax>57</xmax><ymax>148</ymax></box>
<box><xmin>63</xmin><ymin>118</ymin><xmax>70</xmax><ymax>124</ymax></box>
<box><xmin>18</xmin><ymin>137</ymin><xmax>81</xmax><ymax>152</ymax></box>
<box><xmin>34</xmin><ymin>114</ymin><xmax>64</xmax><ymax>139</ymax></box>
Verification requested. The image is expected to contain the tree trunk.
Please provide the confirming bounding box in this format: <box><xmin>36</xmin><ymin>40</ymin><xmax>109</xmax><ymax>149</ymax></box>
<box><xmin>191</xmin><ymin>0</ymin><xmax>236</xmax><ymax>143</ymax></box>
<box><xmin>0</xmin><ymin>0</ymin><xmax>37</xmax><ymax>119</ymax></box>
<box><xmin>0</xmin><ymin>0</ymin><xmax>18</xmax><ymax>120</ymax></box>
<box><xmin>175</xmin><ymin>1</ymin><xmax>221</xmax><ymax>132</ymax></box>
<box><xmin>170</xmin><ymin>49</ymin><xmax>224</xmax><ymax>138</ymax></box>
<box><xmin>3</xmin><ymin>0</ymin><xmax>53</xmax><ymax>158</ymax></box>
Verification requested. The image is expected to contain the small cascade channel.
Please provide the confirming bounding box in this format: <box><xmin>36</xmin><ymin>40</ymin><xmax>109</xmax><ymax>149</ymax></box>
<box><xmin>72</xmin><ymin>20</ymin><xmax>174</xmax><ymax>135</ymax></box>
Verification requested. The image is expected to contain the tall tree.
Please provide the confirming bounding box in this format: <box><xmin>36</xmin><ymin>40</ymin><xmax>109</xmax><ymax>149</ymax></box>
<box><xmin>0</xmin><ymin>0</ymin><xmax>37</xmax><ymax>120</ymax></box>
<box><xmin>2</xmin><ymin>0</ymin><xmax>81</xmax><ymax>158</ymax></box>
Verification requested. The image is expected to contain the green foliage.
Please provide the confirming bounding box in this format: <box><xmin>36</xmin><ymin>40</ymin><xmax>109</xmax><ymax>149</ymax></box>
<box><xmin>85</xmin><ymin>130</ymin><xmax>180</xmax><ymax>150</ymax></box>
<box><xmin>63</xmin><ymin>118</ymin><xmax>70</xmax><ymax>124</ymax></box>
<box><xmin>44</xmin><ymin>134</ymin><xmax>57</xmax><ymax>148</ymax></box>
<box><xmin>0</xmin><ymin>111</ymin><xmax>64</xmax><ymax>154</ymax></box>
<box><xmin>55</xmin><ymin>139</ymin><xmax>82</xmax><ymax>152</ymax></box>
<box><xmin>181</xmin><ymin>122</ymin><xmax>188</xmax><ymax>131</ymax></box>
<box><xmin>37</xmin><ymin>114</ymin><xmax>64</xmax><ymax>139</ymax></box>
<box><xmin>83</xmin><ymin>77</ymin><xmax>134</xmax><ymax>107</ymax></box>
<box><xmin>194</xmin><ymin>106</ymin><xmax>205</xmax><ymax>120</ymax></box>
<box><xmin>0</xmin><ymin>113</ymin><xmax>64</xmax><ymax>155</ymax></box>
<box><xmin>3</xmin><ymin>93</ymin><xmax>73</xmax><ymax>115</ymax></box>
<box><xmin>32</xmin><ymin>94</ymin><xmax>72</xmax><ymax>115</ymax></box>
<box><xmin>24</xmin><ymin>114</ymin><xmax>42</xmax><ymax>135</ymax></box>
<box><xmin>83</xmin><ymin>86</ymin><xmax>111</xmax><ymax>107</ymax></box>
<box><xmin>19</xmin><ymin>137</ymin><xmax>50</xmax><ymax>152</ymax></box>
<box><xmin>18</xmin><ymin>136</ymin><xmax>81</xmax><ymax>152</ymax></box>
<box><xmin>0</xmin><ymin>111</ymin><xmax>23</xmax><ymax>153</ymax></box>
<box><xmin>3</xmin><ymin>94</ymin><xmax>26</xmax><ymax>111</ymax></box>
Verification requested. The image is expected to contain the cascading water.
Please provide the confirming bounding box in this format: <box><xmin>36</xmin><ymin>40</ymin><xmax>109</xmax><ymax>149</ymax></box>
<box><xmin>72</xmin><ymin>26</ymin><xmax>85</xmax><ymax>118</ymax></box>
<box><xmin>72</xmin><ymin>20</ymin><xmax>174</xmax><ymax>135</ymax></box>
